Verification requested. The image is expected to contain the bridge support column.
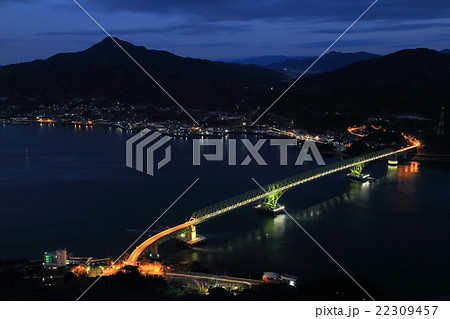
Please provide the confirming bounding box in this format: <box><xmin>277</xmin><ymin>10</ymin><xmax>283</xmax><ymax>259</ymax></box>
<box><xmin>176</xmin><ymin>224</ymin><xmax>206</xmax><ymax>247</ymax></box>
<box><xmin>149</xmin><ymin>245</ymin><xmax>159</xmax><ymax>259</ymax></box>
<box><xmin>262</xmin><ymin>184</ymin><xmax>284</xmax><ymax>209</ymax></box>
<box><xmin>185</xmin><ymin>225</ymin><xmax>197</xmax><ymax>241</ymax></box>
<box><xmin>388</xmin><ymin>154</ymin><xmax>398</xmax><ymax>166</ymax></box>
<box><xmin>349</xmin><ymin>163</ymin><xmax>365</xmax><ymax>176</ymax></box>
<box><xmin>347</xmin><ymin>163</ymin><xmax>374</xmax><ymax>182</ymax></box>
<box><xmin>253</xmin><ymin>184</ymin><xmax>285</xmax><ymax>215</ymax></box>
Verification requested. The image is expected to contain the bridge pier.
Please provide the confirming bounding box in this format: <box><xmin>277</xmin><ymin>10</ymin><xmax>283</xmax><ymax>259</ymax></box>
<box><xmin>346</xmin><ymin>163</ymin><xmax>374</xmax><ymax>183</ymax></box>
<box><xmin>388</xmin><ymin>154</ymin><xmax>398</xmax><ymax>166</ymax></box>
<box><xmin>176</xmin><ymin>225</ymin><xmax>206</xmax><ymax>248</ymax></box>
<box><xmin>253</xmin><ymin>184</ymin><xmax>285</xmax><ymax>215</ymax></box>
<box><xmin>349</xmin><ymin>163</ymin><xmax>365</xmax><ymax>175</ymax></box>
<box><xmin>186</xmin><ymin>225</ymin><xmax>197</xmax><ymax>241</ymax></box>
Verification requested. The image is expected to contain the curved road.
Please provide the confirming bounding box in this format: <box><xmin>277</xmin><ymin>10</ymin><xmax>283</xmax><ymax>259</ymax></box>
<box><xmin>127</xmin><ymin>220</ymin><xmax>195</xmax><ymax>265</ymax></box>
<box><xmin>164</xmin><ymin>272</ymin><xmax>262</xmax><ymax>288</ymax></box>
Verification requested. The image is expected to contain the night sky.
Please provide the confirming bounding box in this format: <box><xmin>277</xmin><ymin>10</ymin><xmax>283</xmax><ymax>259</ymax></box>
<box><xmin>0</xmin><ymin>0</ymin><xmax>449</xmax><ymax>65</ymax></box>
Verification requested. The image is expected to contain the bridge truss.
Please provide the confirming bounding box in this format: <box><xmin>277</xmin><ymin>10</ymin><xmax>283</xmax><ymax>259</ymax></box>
<box><xmin>130</xmin><ymin>147</ymin><xmax>412</xmax><ymax>263</ymax></box>
<box><xmin>190</xmin><ymin>148</ymin><xmax>395</xmax><ymax>223</ymax></box>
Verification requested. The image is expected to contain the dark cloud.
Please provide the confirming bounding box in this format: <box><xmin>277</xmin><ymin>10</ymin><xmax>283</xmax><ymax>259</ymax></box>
<box><xmin>0</xmin><ymin>37</ymin><xmax>19</xmax><ymax>46</ymax></box>
<box><xmin>289</xmin><ymin>38</ymin><xmax>390</xmax><ymax>49</ymax></box>
<box><xmin>0</xmin><ymin>0</ymin><xmax>35</xmax><ymax>5</ymax></box>
<box><xmin>35</xmin><ymin>22</ymin><xmax>250</xmax><ymax>36</ymax></box>
<box><xmin>170</xmin><ymin>41</ymin><xmax>249</xmax><ymax>48</ymax></box>
<box><xmin>35</xmin><ymin>30</ymin><xmax>102</xmax><ymax>36</ymax></box>
<box><xmin>425</xmin><ymin>33</ymin><xmax>450</xmax><ymax>43</ymax></box>
<box><xmin>83</xmin><ymin>0</ymin><xmax>450</xmax><ymax>23</ymax></box>
<box><xmin>315</xmin><ymin>21</ymin><xmax>450</xmax><ymax>34</ymax></box>
<box><xmin>1</xmin><ymin>0</ymin><xmax>449</xmax><ymax>64</ymax></box>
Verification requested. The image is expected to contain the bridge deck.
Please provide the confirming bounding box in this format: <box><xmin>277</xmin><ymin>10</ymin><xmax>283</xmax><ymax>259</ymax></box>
<box><xmin>164</xmin><ymin>271</ymin><xmax>262</xmax><ymax>288</ymax></box>
<box><xmin>128</xmin><ymin>147</ymin><xmax>417</xmax><ymax>264</ymax></box>
<box><xmin>190</xmin><ymin>148</ymin><xmax>397</xmax><ymax>222</ymax></box>
<box><xmin>127</xmin><ymin>221</ymin><xmax>194</xmax><ymax>264</ymax></box>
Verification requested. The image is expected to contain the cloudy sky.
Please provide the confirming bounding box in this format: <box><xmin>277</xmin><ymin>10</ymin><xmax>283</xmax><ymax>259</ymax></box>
<box><xmin>0</xmin><ymin>0</ymin><xmax>449</xmax><ymax>65</ymax></box>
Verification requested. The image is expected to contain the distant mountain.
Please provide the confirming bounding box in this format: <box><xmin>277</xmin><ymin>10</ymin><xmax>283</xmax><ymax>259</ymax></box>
<box><xmin>0</xmin><ymin>37</ymin><xmax>282</xmax><ymax>110</ymax></box>
<box><xmin>1</xmin><ymin>40</ymin><xmax>449</xmax><ymax>125</ymax></box>
<box><xmin>225</xmin><ymin>55</ymin><xmax>308</xmax><ymax>66</ymax></box>
<box><xmin>440</xmin><ymin>49</ymin><xmax>450</xmax><ymax>54</ymax></box>
<box><xmin>276</xmin><ymin>49</ymin><xmax>450</xmax><ymax>121</ymax></box>
<box><xmin>265</xmin><ymin>51</ymin><xmax>381</xmax><ymax>76</ymax></box>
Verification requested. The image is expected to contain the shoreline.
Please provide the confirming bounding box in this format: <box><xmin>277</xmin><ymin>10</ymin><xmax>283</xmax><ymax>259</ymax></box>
<box><xmin>411</xmin><ymin>153</ymin><xmax>450</xmax><ymax>163</ymax></box>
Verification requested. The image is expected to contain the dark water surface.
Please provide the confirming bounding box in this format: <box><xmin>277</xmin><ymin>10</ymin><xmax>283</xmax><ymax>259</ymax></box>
<box><xmin>0</xmin><ymin>123</ymin><xmax>449</xmax><ymax>299</ymax></box>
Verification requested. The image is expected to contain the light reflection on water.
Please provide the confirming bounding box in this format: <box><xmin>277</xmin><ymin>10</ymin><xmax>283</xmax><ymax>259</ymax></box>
<box><xmin>165</xmin><ymin>160</ymin><xmax>449</xmax><ymax>299</ymax></box>
<box><xmin>0</xmin><ymin>124</ymin><xmax>449</xmax><ymax>299</ymax></box>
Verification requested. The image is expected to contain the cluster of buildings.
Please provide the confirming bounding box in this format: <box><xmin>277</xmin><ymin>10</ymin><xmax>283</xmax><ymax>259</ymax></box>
<box><xmin>0</xmin><ymin>98</ymin><xmax>355</xmax><ymax>152</ymax></box>
<box><xmin>41</xmin><ymin>248</ymin><xmax>300</xmax><ymax>286</ymax></box>
<box><xmin>43</xmin><ymin>248</ymin><xmax>111</xmax><ymax>273</ymax></box>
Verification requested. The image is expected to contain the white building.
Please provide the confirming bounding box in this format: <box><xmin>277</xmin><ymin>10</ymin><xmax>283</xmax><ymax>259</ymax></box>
<box><xmin>43</xmin><ymin>248</ymin><xmax>68</xmax><ymax>269</ymax></box>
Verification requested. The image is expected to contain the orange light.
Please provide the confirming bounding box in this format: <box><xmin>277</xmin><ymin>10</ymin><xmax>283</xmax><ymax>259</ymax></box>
<box><xmin>102</xmin><ymin>267</ymin><xmax>120</xmax><ymax>276</ymax></box>
<box><xmin>138</xmin><ymin>261</ymin><xmax>165</xmax><ymax>276</ymax></box>
<box><xmin>397</xmin><ymin>161</ymin><xmax>419</xmax><ymax>177</ymax></box>
<box><xmin>347</xmin><ymin>125</ymin><xmax>367</xmax><ymax>137</ymax></box>
<box><xmin>71</xmin><ymin>265</ymin><xmax>87</xmax><ymax>276</ymax></box>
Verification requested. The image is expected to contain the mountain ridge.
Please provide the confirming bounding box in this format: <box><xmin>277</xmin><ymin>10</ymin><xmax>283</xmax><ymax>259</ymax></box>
<box><xmin>223</xmin><ymin>55</ymin><xmax>309</xmax><ymax>66</ymax></box>
<box><xmin>277</xmin><ymin>48</ymin><xmax>450</xmax><ymax>120</ymax></box>
<box><xmin>264</xmin><ymin>51</ymin><xmax>381</xmax><ymax>76</ymax></box>
<box><xmin>0</xmin><ymin>37</ymin><xmax>282</xmax><ymax>110</ymax></box>
<box><xmin>0</xmin><ymin>38</ymin><xmax>449</xmax><ymax>120</ymax></box>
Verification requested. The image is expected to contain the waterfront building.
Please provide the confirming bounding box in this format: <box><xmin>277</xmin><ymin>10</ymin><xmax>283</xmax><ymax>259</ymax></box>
<box><xmin>43</xmin><ymin>248</ymin><xmax>68</xmax><ymax>269</ymax></box>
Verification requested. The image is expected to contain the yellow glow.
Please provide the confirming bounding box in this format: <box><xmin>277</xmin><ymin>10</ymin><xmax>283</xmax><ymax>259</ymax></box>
<box><xmin>138</xmin><ymin>261</ymin><xmax>165</xmax><ymax>276</ymax></box>
<box><xmin>347</xmin><ymin>125</ymin><xmax>367</xmax><ymax>137</ymax></box>
<box><xmin>397</xmin><ymin>161</ymin><xmax>419</xmax><ymax>178</ymax></box>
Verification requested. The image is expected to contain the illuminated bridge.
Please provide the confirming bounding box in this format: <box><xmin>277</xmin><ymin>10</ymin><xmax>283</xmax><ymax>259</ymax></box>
<box><xmin>127</xmin><ymin>146</ymin><xmax>417</xmax><ymax>265</ymax></box>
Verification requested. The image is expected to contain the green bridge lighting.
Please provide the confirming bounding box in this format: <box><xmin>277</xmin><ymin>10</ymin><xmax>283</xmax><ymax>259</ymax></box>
<box><xmin>262</xmin><ymin>184</ymin><xmax>284</xmax><ymax>209</ymax></box>
<box><xmin>349</xmin><ymin>163</ymin><xmax>365</xmax><ymax>175</ymax></box>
